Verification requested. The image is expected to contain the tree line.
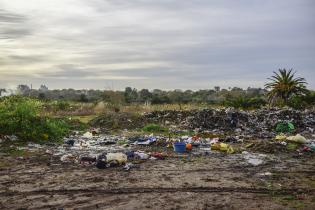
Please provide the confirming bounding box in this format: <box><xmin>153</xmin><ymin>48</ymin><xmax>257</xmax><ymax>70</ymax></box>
<box><xmin>1</xmin><ymin>69</ymin><xmax>314</xmax><ymax>109</ymax></box>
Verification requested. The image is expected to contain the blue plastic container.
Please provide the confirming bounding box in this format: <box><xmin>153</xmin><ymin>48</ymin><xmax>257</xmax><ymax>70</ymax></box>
<box><xmin>173</xmin><ymin>142</ymin><xmax>186</xmax><ymax>153</ymax></box>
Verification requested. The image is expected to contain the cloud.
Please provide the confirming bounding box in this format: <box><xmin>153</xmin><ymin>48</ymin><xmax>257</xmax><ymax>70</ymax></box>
<box><xmin>0</xmin><ymin>9</ymin><xmax>31</xmax><ymax>40</ymax></box>
<box><xmin>0</xmin><ymin>0</ymin><xmax>314</xmax><ymax>90</ymax></box>
<box><xmin>0</xmin><ymin>9</ymin><xmax>25</xmax><ymax>23</ymax></box>
<box><xmin>39</xmin><ymin>64</ymin><xmax>147</xmax><ymax>80</ymax></box>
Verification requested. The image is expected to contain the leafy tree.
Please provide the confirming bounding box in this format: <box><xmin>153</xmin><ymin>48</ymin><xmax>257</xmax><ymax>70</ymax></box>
<box><xmin>265</xmin><ymin>69</ymin><xmax>309</xmax><ymax>106</ymax></box>
<box><xmin>169</xmin><ymin>90</ymin><xmax>185</xmax><ymax>109</ymax></box>
<box><xmin>124</xmin><ymin>87</ymin><xmax>138</xmax><ymax>103</ymax></box>
<box><xmin>38</xmin><ymin>92</ymin><xmax>46</xmax><ymax>100</ymax></box>
<box><xmin>17</xmin><ymin>84</ymin><xmax>30</xmax><ymax>95</ymax></box>
<box><xmin>139</xmin><ymin>89</ymin><xmax>152</xmax><ymax>103</ymax></box>
<box><xmin>151</xmin><ymin>93</ymin><xmax>171</xmax><ymax>104</ymax></box>
<box><xmin>79</xmin><ymin>94</ymin><xmax>88</xmax><ymax>102</ymax></box>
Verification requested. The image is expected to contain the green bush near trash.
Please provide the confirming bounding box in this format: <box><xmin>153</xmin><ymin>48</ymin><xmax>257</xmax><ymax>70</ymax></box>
<box><xmin>223</xmin><ymin>97</ymin><xmax>267</xmax><ymax>110</ymax></box>
<box><xmin>142</xmin><ymin>124</ymin><xmax>168</xmax><ymax>133</ymax></box>
<box><xmin>0</xmin><ymin>96</ymin><xmax>69</xmax><ymax>142</ymax></box>
<box><xmin>276</xmin><ymin>122</ymin><xmax>295</xmax><ymax>133</ymax></box>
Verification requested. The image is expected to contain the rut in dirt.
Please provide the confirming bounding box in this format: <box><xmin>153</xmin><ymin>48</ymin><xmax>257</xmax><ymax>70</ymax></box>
<box><xmin>2</xmin><ymin>187</ymin><xmax>315</xmax><ymax>196</ymax></box>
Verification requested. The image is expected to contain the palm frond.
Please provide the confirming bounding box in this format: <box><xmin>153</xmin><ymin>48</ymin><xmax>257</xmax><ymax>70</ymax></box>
<box><xmin>264</xmin><ymin>69</ymin><xmax>308</xmax><ymax>106</ymax></box>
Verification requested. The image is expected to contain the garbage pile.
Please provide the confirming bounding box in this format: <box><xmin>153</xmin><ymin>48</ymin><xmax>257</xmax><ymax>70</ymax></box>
<box><xmin>54</xmin><ymin>131</ymin><xmax>219</xmax><ymax>168</ymax></box>
<box><xmin>6</xmin><ymin>128</ymin><xmax>314</xmax><ymax>170</ymax></box>
<box><xmin>53</xmin><ymin>132</ymin><xmax>171</xmax><ymax>169</ymax></box>
<box><xmin>89</xmin><ymin>108</ymin><xmax>315</xmax><ymax>138</ymax></box>
<box><xmin>143</xmin><ymin>108</ymin><xmax>315</xmax><ymax>137</ymax></box>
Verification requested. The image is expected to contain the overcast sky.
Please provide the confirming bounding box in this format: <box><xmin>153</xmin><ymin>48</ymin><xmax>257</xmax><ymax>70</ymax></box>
<box><xmin>0</xmin><ymin>0</ymin><xmax>314</xmax><ymax>90</ymax></box>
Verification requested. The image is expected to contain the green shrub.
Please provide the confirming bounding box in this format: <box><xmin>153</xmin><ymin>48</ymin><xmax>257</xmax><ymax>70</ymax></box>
<box><xmin>0</xmin><ymin>96</ymin><xmax>69</xmax><ymax>142</ymax></box>
<box><xmin>223</xmin><ymin>97</ymin><xmax>267</xmax><ymax>109</ymax></box>
<box><xmin>56</xmin><ymin>100</ymin><xmax>70</xmax><ymax>111</ymax></box>
<box><xmin>275</xmin><ymin>122</ymin><xmax>295</xmax><ymax>133</ymax></box>
<box><xmin>288</xmin><ymin>93</ymin><xmax>315</xmax><ymax>109</ymax></box>
<box><xmin>142</xmin><ymin>124</ymin><xmax>168</xmax><ymax>133</ymax></box>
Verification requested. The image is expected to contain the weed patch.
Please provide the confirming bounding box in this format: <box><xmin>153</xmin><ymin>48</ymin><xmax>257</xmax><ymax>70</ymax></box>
<box><xmin>142</xmin><ymin>124</ymin><xmax>168</xmax><ymax>133</ymax></box>
<box><xmin>0</xmin><ymin>96</ymin><xmax>69</xmax><ymax>142</ymax></box>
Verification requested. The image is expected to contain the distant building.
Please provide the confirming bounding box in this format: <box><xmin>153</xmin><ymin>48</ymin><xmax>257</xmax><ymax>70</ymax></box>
<box><xmin>17</xmin><ymin>84</ymin><xmax>31</xmax><ymax>95</ymax></box>
<box><xmin>39</xmin><ymin>85</ymin><xmax>48</xmax><ymax>92</ymax></box>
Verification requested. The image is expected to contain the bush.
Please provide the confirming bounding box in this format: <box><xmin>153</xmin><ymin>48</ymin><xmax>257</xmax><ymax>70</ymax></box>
<box><xmin>288</xmin><ymin>92</ymin><xmax>315</xmax><ymax>109</ymax></box>
<box><xmin>142</xmin><ymin>124</ymin><xmax>168</xmax><ymax>133</ymax></box>
<box><xmin>223</xmin><ymin>97</ymin><xmax>267</xmax><ymax>109</ymax></box>
<box><xmin>0</xmin><ymin>96</ymin><xmax>69</xmax><ymax>142</ymax></box>
<box><xmin>56</xmin><ymin>100</ymin><xmax>71</xmax><ymax>111</ymax></box>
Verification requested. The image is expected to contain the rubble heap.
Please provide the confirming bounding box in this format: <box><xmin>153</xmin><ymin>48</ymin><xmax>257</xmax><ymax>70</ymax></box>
<box><xmin>91</xmin><ymin>108</ymin><xmax>315</xmax><ymax>137</ymax></box>
<box><xmin>144</xmin><ymin>108</ymin><xmax>315</xmax><ymax>135</ymax></box>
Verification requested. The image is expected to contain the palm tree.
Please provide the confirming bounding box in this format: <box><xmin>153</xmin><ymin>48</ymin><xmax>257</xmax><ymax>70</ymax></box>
<box><xmin>265</xmin><ymin>69</ymin><xmax>308</xmax><ymax>105</ymax></box>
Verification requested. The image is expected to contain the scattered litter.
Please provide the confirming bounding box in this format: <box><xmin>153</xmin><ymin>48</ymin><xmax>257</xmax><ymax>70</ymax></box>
<box><xmin>287</xmin><ymin>134</ymin><xmax>307</xmax><ymax>144</ymax></box>
<box><xmin>96</xmin><ymin>152</ymin><xmax>127</xmax><ymax>169</ymax></box>
<box><xmin>242</xmin><ymin>151</ymin><xmax>266</xmax><ymax>166</ymax></box>
<box><xmin>185</xmin><ymin>143</ymin><xmax>192</xmax><ymax>150</ymax></box>
<box><xmin>259</xmin><ymin>172</ymin><xmax>272</xmax><ymax>176</ymax></box>
<box><xmin>19</xmin><ymin>116</ymin><xmax>312</xmax><ymax>171</ymax></box>
<box><xmin>80</xmin><ymin>156</ymin><xmax>96</xmax><ymax>165</ymax></box>
<box><xmin>134</xmin><ymin>151</ymin><xmax>150</xmax><ymax>160</ymax></box>
<box><xmin>151</xmin><ymin>152</ymin><xmax>166</xmax><ymax>160</ymax></box>
<box><xmin>173</xmin><ymin>142</ymin><xmax>186</xmax><ymax>153</ymax></box>
<box><xmin>287</xmin><ymin>143</ymin><xmax>298</xmax><ymax>150</ymax></box>
<box><xmin>211</xmin><ymin>143</ymin><xmax>234</xmax><ymax>154</ymax></box>
<box><xmin>124</xmin><ymin>163</ymin><xmax>138</xmax><ymax>171</ymax></box>
<box><xmin>83</xmin><ymin>132</ymin><xmax>93</xmax><ymax>138</ymax></box>
<box><xmin>65</xmin><ymin>139</ymin><xmax>75</xmax><ymax>146</ymax></box>
<box><xmin>133</xmin><ymin>134</ymin><xmax>157</xmax><ymax>145</ymax></box>
<box><xmin>60</xmin><ymin>154</ymin><xmax>77</xmax><ymax>163</ymax></box>
<box><xmin>275</xmin><ymin>134</ymin><xmax>287</xmax><ymax>141</ymax></box>
<box><xmin>107</xmin><ymin>153</ymin><xmax>127</xmax><ymax>164</ymax></box>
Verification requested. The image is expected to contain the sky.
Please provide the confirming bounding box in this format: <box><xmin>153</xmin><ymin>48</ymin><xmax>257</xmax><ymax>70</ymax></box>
<box><xmin>0</xmin><ymin>0</ymin><xmax>314</xmax><ymax>90</ymax></box>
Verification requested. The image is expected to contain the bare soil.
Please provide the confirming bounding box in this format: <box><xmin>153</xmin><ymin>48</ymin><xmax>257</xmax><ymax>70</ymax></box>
<box><xmin>0</xmin><ymin>149</ymin><xmax>314</xmax><ymax>210</ymax></box>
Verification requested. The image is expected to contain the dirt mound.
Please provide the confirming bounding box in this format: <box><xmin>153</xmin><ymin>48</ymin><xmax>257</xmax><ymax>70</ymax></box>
<box><xmin>89</xmin><ymin>112</ymin><xmax>146</xmax><ymax>130</ymax></box>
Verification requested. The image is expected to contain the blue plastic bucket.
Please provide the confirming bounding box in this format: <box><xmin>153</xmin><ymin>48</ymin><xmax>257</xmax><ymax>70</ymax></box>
<box><xmin>173</xmin><ymin>142</ymin><xmax>186</xmax><ymax>153</ymax></box>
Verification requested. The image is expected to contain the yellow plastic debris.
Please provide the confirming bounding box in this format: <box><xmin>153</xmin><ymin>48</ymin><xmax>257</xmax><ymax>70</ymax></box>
<box><xmin>211</xmin><ymin>143</ymin><xmax>234</xmax><ymax>154</ymax></box>
<box><xmin>211</xmin><ymin>143</ymin><xmax>221</xmax><ymax>150</ymax></box>
<box><xmin>286</xmin><ymin>134</ymin><xmax>307</xmax><ymax>144</ymax></box>
<box><xmin>275</xmin><ymin>134</ymin><xmax>287</xmax><ymax>141</ymax></box>
<box><xmin>219</xmin><ymin>143</ymin><xmax>229</xmax><ymax>151</ymax></box>
<box><xmin>245</xmin><ymin>143</ymin><xmax>254</xmax><ymax>148</ymax></box>
<box><xmin>227</xmin><ymin>146</ymin><xmax>235</xmax><ymax>154</ymax></box>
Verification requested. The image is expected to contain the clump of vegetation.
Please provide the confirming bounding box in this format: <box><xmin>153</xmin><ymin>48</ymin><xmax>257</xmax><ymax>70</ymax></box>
<box><xmin>55</xmin><ymin>100</ymin><xmax>71</xmax><ymax>111</ymax></box>
<box><xmin>275</xmin><ymin>121</ymin><xmax>295</xmax><ymax>133</ymax></box>
<box><xmin>142</xmin><ymin>124</ymin><xmax>168</xmax><ymax>133</ymax></box>
<box><xmin>0</xmin><ymin>96</ymin><xmax>69</xmax><ymax>142</ymax></box>
<box><xmin>223</xmin><ymin>97</ymin><xmax>267</xmax><ymax>109</ymax></box>
<box><xmin>265</xmin><ymin>69</ymin><xmax>309</xmax><ymax>106</ymax></box>
<box><xmin>43</xmin><ymin>100</ymin><xmax>71</xmax><ymax>112</ymax></box>
<box><xmin>287</xmin><ymin>91</ymin><xmax>315</xmax><ymax>109</ymax></box>
<box><xmin>89</xmin><ymin>112</ymin><xmax>143</xmax><ymax>130</ymax></box>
